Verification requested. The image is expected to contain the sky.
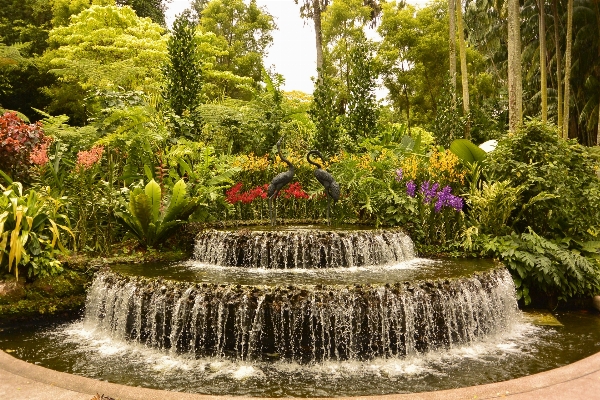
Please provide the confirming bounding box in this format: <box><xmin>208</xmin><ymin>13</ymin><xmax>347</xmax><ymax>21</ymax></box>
<box><xmin>165</xmin><ymin>0</ymin><xmax>427</xmax><ymax>94</ymax></box>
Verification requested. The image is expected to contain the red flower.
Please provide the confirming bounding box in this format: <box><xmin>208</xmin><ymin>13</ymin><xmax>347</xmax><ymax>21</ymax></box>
<box><xmin>226</xmin><ymin>182</ymin><xmax>244</xmax><ymax>204</ymax></box>
<box><xmin>282</xmin><ymin>182</ymin><xmax>309</xmax><ymax>200</ymax></box>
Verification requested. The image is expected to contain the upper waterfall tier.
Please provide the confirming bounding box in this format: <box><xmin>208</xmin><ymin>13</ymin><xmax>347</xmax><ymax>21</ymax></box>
<box><xmin>193</xmin><ymin>227</ymin><xmax>415</xmax><ymax>269</ymax></box>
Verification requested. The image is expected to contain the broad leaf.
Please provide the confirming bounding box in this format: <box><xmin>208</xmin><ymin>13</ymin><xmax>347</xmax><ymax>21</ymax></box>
<box><xmin>450</xmin><ymin>139</ymin><xmax>488</xmax><ymax>164</ymax></box>
<box><xmin>130</xmin><ymin>192</ymin><xmax>152</xmax><ymax>234</ymax></box>
<box><xmin>144</xmin><ymin>179</ymin><xmax>161</xmax><ymax>222</ymax></box>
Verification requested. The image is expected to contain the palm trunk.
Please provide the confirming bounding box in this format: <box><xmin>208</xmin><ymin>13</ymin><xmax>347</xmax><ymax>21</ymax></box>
<box><xmin>456</xmin><ymin>0</ymin><xmax>470</xmax><ymax>138</ymax></box>
<box><xmin>562</xmin><ymin>0</ymin><xmax>573</xmax><ymax>138</ymax></box>
<box><xmin>448</xmin><ymin>0</ymin><xmax>457</xmax><ymax>107</ymax></box>
<box><xmin>552</xmin><ymin>0</ymin><xmax>563</xmax><ymax>134</ymax></box>
<box><xmin>312</xmin><ymin>0</ymin><xmax>324</xmax><ymax>81</ymax></box>
<box><xmin>538</xmin><ymin>0</ymin><xmax>548</xmax><ymax>123</ymax></box>
<box><xmin>597</xmin><ymin>101</ymin><xmax>600</xmax><ymax>146</ymax></box>
<box><xmin>507</xmin><ymin>0</ymin><xmax>522</xmax><ymax>132</ymax></box>
<box><xmin>515</xmin><ymin>0</ymin><xmax>523</xmax><ymax>123</ymax></box>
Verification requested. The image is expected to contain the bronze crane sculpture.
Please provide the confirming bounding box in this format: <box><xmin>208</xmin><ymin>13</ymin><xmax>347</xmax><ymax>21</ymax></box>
<box><xmin>267</xmin><ymin>137</ymin><xmax>295</xmax><ymax>225</ymax></box>
<box><xmin>307</xmin><ymin>150</ymin><xmax>340</xmax><ymax>225</ymax></box>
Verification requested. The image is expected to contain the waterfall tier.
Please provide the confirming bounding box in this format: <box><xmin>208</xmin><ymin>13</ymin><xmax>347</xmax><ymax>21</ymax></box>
<box><xmin>193</xmin><ymin>227</ymin><xmax>415</xmax><ymax>269</ymax></box>
<box><xmin>85</xmin><ymin>267</ymin><xmax>518</xmax><ymax>362</ymax></box>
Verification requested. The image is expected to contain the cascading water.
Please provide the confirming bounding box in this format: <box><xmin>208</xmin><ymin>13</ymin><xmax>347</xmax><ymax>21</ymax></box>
<box><xmin>193</xmin><ymin>228</ymin><xmax>415</xmax><ymax>268</ymax></box>
<box><xmin>83</xmin><ymin>227</ymin><xmax>520</xmax><ymax>363</ymax></box>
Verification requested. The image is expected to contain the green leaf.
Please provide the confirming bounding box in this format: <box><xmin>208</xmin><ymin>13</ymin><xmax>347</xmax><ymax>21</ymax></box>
<box><xmin>449</xmin><ymin>139</ymin><xmax>488</xmax><ymax>164</ymax></box>
<box><xmin>130</xmin><ymin>192</ymin><xmax>152</xmax><ymax>234</ymax></box>
<box><xmin>163</xmin><ymin>179</ymin><xmax>188</xmax><ymax>224</ymax></box>
<box><xmin>145</xmin><ymin>179</ymin><xmax>162</xmax><ymax>221</ymax></box>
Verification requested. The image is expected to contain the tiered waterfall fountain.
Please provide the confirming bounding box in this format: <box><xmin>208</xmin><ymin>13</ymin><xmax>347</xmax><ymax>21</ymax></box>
<box><xmin>84</xmin><ymin>226</ymin><xmax>519</xmax><ymax>363</ymax></box>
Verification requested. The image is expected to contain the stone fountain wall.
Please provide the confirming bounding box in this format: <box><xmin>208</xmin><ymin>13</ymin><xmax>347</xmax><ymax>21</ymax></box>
<box><xmin>84</xmin><ymin>267</ymin><xmax>518</xmax><ymax>362</ymax></box>
<box><xmin>193</xmin><ymin>229</ymin><xmax>415</xmax><ymax>269</ymax></box>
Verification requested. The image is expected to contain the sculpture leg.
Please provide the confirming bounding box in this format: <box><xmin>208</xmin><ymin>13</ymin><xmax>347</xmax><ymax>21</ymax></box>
<box><xmin>268</xmin><ymin>196</ymin><xmax>274</xmax><ymax>226</ymax></box>
<box><xmin>327</xmin><ymin>197</ymin><xmax>331</xmax><ymax>226</ymax></box>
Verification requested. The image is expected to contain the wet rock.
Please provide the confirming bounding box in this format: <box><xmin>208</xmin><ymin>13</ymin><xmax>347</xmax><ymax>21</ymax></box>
<box><xmin>0</xmin><ymin>279</ymin><xmax>26</xmax><ymax>304</ymax></box>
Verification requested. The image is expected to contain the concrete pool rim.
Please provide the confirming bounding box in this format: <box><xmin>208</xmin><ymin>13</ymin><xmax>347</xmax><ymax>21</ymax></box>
<box><xmin>1</xmin><ymin>349</ymin><xmax>600</xmax><ymax>400</ymax></box>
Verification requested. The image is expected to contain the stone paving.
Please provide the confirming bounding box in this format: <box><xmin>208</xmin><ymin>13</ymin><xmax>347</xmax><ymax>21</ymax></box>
<box><xmin>1</xmin><ymin>349</ymin><xmax>599</xmax><ymax>400</ymax></box>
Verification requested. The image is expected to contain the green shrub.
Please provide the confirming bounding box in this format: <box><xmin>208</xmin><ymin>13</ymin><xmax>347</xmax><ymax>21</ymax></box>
<box><xmin>0</xmin><ymin>182</ymin><xmax>72</xmax><ymax>280</ymax></box>
<box><xmin>483</xmin><ymin>229</ymin><xmax>600</xmax><ymax>304</ymax></box>
<box><xmin>485</xmin><ymin>120</ymin><xmax>600</xmax><ymax>241</ymax></box>
<box><xmin>115</xmin><ymin>179</ymin><xmax>198</xmax><ymax>248</ymax></box>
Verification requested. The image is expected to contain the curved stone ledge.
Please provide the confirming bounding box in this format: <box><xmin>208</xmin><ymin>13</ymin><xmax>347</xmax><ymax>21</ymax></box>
<box><xmin>1</xmin><ymin>349</ymin><xmax>599</xmax><ymax>400</ymax></box>
<box><xmin>85</xmin><ymin>267</ymin><xmax>517</xmax><ymax>361</ymax></box>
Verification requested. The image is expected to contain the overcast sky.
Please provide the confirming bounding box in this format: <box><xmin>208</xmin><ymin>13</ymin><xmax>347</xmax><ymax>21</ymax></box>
<box><xmin>165</xmin><ymin>0</ymin><xmax>428</xmax><ymax>94</ymax></box>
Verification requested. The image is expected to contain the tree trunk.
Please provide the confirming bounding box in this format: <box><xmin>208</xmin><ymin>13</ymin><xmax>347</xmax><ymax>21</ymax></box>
<box><xmin>552</xmin><ymin>0</ymin><xmax>563</xmax><ymax>134</ymax></box>
<box><xmin>563</xmin><ymin>0</ymin><xmax>573</xmax><ymax>138</ymax></box>
<box><xmin>456</xmin><ymin>0</ymin><xmax>470</xmax><ymax>138</ymax></box>
<box><xmin>538</xmin><ymin>0</ymin><xmax>548</xmax><ymax>123</ymax></box>
<box><xmin>515</xmin><ymin>0</ymin><xmax>523</xmax><ymax>124</ymax></box>
<box><xmin>448</xmin><ymin>0</ymin><xmax>457</xmax><ymax>107</ymax></box>
<box><xmin>507</xmin><ymin>0</ymin><xmax>522</xmax><ymax>132</ymax></box>
<box><xmin>312</xmin><ymin>0</ymin><xmax>324</xmax><ymax>81</ymax></box>
<box><xmin>597</xmin><ymin>101</ymin><xmax>600</xmax><ymax>146</ymax></box>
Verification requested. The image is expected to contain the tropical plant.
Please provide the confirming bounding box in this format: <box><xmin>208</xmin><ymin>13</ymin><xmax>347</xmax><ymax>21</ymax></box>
<box><xmin>0</xmin><ymin>182</ymin><xmax>72</xmax><ymax>280</ymax></box>
<box><xmin>485</xmin><ymin>120</ymin><xmax>600</xmax><ymax>241</ymax></box>
<box><xmin>0</xmin><ymin>111</ymin><xmax>51</xmax><ymax>183</ymax></box>
<box><xmin>162</xmin><ymin>11</ymin><xmax>203</xmax><ymax>139</ymax></box>
<box><xmin>115</xmin><ymin>179</ymin><xmax>198</xmax><ymax>248</ymax></box>
<box><xmin>483</xmin><ymin>229</ymin><xmax>600</xmax><ymax>305</ymax></box>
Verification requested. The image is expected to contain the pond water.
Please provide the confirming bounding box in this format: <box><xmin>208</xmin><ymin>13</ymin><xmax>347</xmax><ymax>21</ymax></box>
<box><xmin>0</xmin><ymin>312</ymin><xmax>599</xmax><ymax>397</ymax></box>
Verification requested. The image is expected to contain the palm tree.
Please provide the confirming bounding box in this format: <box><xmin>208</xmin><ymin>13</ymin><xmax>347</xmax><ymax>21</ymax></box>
<box><xmin>508</xmin><ymin>0</ymin><xmax>523</xmax><ymax>131</ymax></box>
<box><xmin>449</xmin><ymin>0</ymin><xmax>457</xmax><ymax>107</ymax></box>
<box><xmin>562</xmin><ymin>0</ymin><xmax>573</xmax><ymax>138</ymax></box>
<box><xmin>538</xmin><ymin>0</ymin><xmax>548</xmax><ymax>122</ymax></box>
<box><xmin>552</xmin><ymin>0</ymin><xmax>563</xmax><ymax>133</ymax></box>
<box><xmin>456</xmin><ymin>0</ymin><xmax>470</xmax><ymax>137</ymax></box>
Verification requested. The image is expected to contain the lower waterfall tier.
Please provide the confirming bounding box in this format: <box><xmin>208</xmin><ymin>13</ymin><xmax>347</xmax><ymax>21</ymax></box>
<box><xmin>84</xmin><ymin>266</ymin><xmax>519</xmax><ymax>362</ymax></box>
<box><xmin>193</xmin><ymin>227</ymin><xmax>415</xmax><ymax>269</ymax></box>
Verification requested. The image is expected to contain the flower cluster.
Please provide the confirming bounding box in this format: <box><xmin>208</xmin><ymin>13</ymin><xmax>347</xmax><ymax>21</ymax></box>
<box><xmin>434</xmin><ymin>185</ymin><xmax>464</xmax><ymax>212</ymax></box>
<box><xmin>76</xmin><ymin>145</ymin><xmax>104</xmax><ymax>171</ymax></box>
<box><xmin>226</xmin><ymin>181</ymin><xmax>310</xmax><ymax>204</ymax></box>
<box><xmin>427</xmin><ymin>148</ymin><xmax>466</xmax><ymax>185</ymax></box>
<box><xmin>414</xmin><ymin>180</ymin><xmax>463</xmax><ymax>212</ymax></box>
<box><xmin>281</xmin><ymin>182</ymin><xmax>309</xmax><ymax>199</ymax></box>
<box><xmin>398</xmin><ymin>155</ymin><xmax>420</xmax><ymax>181</ymax></box>
<box><xmin>29</xmin><ymin>138</ymin><xmax>52</xmax><ymax>166</ymax></box>
<box><xmin>395</xmin><ymin>168</ymin><xmax>403</xmax><ymax>182</ymax></box>
<box><xmin>226</xmin><ymin>183</ymin><xmax>269</xmax><ymax>204</ymax></box>
<box><xmin>406</xmin><ymin>180</ymin><xmax>417</xmax><ymax>197</ymax></box>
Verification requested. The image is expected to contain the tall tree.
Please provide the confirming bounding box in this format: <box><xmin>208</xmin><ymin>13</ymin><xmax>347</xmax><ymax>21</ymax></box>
<box><xmin>378</xmin><ymin>0</ymin><xmax>450</xmax><ymax>127</ymax></box>
<box><xmin>552</xmin><ymin>0</ymin><xmax>563</xmax><ymax>133</ymax></box>
<box><xmin>346</xmin><ymin>37</ymin><xmax>379</xmax><ymax>141</ymax></box>
<box><xmin>562</xmin><ymin>0</ymin><xmax>573</xmax><ymax>138</ymax></box>
<box><xmin>295</xmin><ymin>0</ymin><xmax>330</xmax><ymax>81</ymax></box>
<box><xmin>456</xmin><ymin>0</ymin><xmax>470</xmax><ymax>136</ymax></box>
<box><xmin>42</xmin><ymin>5</ymin><xmax>167</xmax><ymax>123</ymax></box>
<box><xmin>448</xmin><ymin>0</ymin><xmax>457</xmax><ymax>106</ymax></box>
<box><xmin>193</xmin><ymin>0</ymin><xmax>275</xmax><ymax>99</ymax></box>
<box><xmin>163</xmin><ymin>12</ymin><xmax>203</xmax><ymax>117</ymax></box>
<box><xmin>507</xmin><ymin>0</ymin><xmax>523</xmax><ymax>131</ymax></box>
<box><xmin>538</xmin><ymin>0</ymin><xmax>548</xmax><ymax>122</ymax></box>
<box><xmin>116</xmin><ymin>0</ymin><xmax>169</xmax><ymax>26</ymax></box>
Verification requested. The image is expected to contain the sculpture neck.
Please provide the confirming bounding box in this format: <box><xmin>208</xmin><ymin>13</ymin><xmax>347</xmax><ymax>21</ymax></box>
<box><xmin>277</xmin><ymin>141</ymin><xmax>294</xmax><ymax>169</ymax></box>
<box><xmin>306</xmin><ymin>150</ymin><xmax>322</xmax><ymax>169</ymax></box>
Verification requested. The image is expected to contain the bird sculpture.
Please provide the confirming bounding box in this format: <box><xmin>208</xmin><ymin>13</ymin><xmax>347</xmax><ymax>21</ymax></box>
<box><xmin>306</xmin><ymin>150</ymin><xmax>340</xmax><ymax>225</ymax></box>
<box><xmin>267</xmin><ymin>137</ymin><xmax>296</xmax><ymax>226</ymax></box>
